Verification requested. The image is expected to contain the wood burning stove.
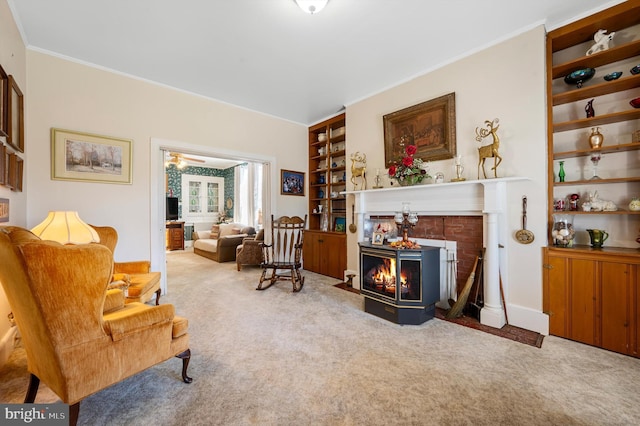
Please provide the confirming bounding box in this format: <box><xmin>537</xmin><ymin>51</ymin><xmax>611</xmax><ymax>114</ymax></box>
<box><xmin>359</xmin><ymin>242</ymin><xmax>440</xmax><ymax>325</ymax></box>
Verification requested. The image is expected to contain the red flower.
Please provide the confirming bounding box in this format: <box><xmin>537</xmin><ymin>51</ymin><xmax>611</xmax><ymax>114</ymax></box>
<box><xmin>402</xmin><ymin>156</ymin><xmax>414</xmax><ymax>167</ymax></box>
<box><xmin>388</xmin><ymin>165</ymin><xmax>396</xmax><ymax>176</ymax></box>
<box><xmin>405</xmin><ymin>145</ymin><xmax>417</xmax><ymax>156</ymax></box>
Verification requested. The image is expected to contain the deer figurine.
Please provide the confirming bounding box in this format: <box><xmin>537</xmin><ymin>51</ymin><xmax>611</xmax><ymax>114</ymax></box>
<box><xmin>350</xmin><ymin>152</ymin><xmax>367</xmax><ymax>190</ymax></box>
<box><xmin>476</xmin><ymin>118</ymin><xmax>502</xmax><ymax>179</ymax></box>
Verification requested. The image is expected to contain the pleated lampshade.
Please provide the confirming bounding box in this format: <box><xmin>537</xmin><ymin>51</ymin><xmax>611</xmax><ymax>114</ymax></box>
<box><xmin>31</xmin><ymin>211</ymin><xmax>100</xmax><ymax>244</ymax></box>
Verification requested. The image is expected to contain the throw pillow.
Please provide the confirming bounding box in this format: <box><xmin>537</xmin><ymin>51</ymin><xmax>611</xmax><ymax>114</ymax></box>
<box><xmin>219</xmin><ymin>223</ymin><xmax>234</xmax><ymax>237</ymax></box>
<box><xmin>255</xmin><ymin>229</ymin><xmax>264</xmax><ymax>241</ymax></box>
<box><xmin>241</xmin><ymin>226</ymin><xmax>256</xmax><ymax>235</ymax></box>
<box><xmin>232</xmin><ymin>228</ymin><xmax>243</xmax><ymax>235</ymax></box>
<box><xmin>210</xmin><ymin>224</ymin><xmax>220</xmax><ymax>239</ymax></box>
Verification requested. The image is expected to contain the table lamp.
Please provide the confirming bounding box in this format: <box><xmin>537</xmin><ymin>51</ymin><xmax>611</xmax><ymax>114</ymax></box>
<box><xmin>31</xmin><ymin>211</ymin><xmax>100</xmax><ymax>244</ymax></box>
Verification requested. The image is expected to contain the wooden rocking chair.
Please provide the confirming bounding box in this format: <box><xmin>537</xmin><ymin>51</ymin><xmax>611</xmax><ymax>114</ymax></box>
<box><xmin>258</xmin><ymin>215</ymin><xmax>307</xmax><ymax>292</ymax></box>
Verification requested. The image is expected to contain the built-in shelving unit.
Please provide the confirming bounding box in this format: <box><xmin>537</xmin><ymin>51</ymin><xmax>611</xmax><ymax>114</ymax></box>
<box><xmin>543</xmin><ymin>0</ymin><xmax>640</xmax><ymax>358</ymax></box>
<box><xmin>305</xmin><ymin>113</ymin><xmax>347</xmax><ymax>279</ymax></box>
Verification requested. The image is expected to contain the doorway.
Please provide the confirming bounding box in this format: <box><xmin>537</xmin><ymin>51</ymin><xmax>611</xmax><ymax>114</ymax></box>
<box><xmin>150</xmin><ymin>138</ymin><xmax>276</xmax><ymax>295</ymax></box>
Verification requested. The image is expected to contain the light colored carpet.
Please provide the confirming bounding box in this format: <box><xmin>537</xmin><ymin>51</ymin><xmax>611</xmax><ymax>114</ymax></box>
<box><xmin>1</xmin><ymin>250</ymin><xmax>640</xmax><ymax>425</ymax></box>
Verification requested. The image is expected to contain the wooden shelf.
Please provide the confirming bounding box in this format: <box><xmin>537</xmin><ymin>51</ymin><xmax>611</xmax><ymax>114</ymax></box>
<box><xmin>549</xmin><ymin>1</ymin><xmax>640</xmax><ymax>51</ymax></box>
<box><xmin>553</xmin><ymin>142</ymin><xmax>640</xmax><ymax>159</ymax></box>
<box><xmin>552</xmin><ymin>74</ymin><xmax>640</xmax><ymax>106</ymax></box>
<box><xmin>546</xmin><ymin>244</ymin><xmax>640</xmax><ymax>258</ymax></box>
<box><xmin>552</xmin><ymin>210</ymin><xmax>640</xmax><ymax>215</ymax></box>
<box><xmin>553</xmin><ymin>109</ymin><xmax>640</xmax><ymax>133</ymax></box>
<box><xmin>551</xmin><ymin>40</ymin><xmax>640</xmax><ymax>79</ymax></box>
<box><xmin>554</xmin><ymin>176</ymin><xmax>640</xmax><ymax>186</ymax></box>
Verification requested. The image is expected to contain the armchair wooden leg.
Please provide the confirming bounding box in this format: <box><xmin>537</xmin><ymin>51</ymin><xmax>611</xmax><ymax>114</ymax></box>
<box><xmin>176</xmin><ymin>349</ymin><xmax>193</xmax><ymax>383</ymax></box>
<box><xmin>154</xmin><ymin>289</ymin><xmax>161</xmax><ymax>305</ymax></box>
<box><xmin>24</xmin><ymin>374</ymin><xmax>39</xmax><ymax>403</ymax></box>
<box><xmin>69</xmin><ymin>402</ymin><xmax>80</xmax><ymax>426</ymax></box>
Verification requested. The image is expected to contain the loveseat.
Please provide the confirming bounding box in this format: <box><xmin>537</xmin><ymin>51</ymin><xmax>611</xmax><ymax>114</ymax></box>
<box><xmin>193</xmin><ymin>222</ymin><xmax>255</xmax><ymax>262</ymax></box>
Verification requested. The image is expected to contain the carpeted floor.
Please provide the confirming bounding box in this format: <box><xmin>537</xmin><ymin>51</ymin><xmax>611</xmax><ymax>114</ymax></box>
<box><xmin>1</xmin><ymin>250</ymin><xmax>640</xmax><ymax>425</ymax></box>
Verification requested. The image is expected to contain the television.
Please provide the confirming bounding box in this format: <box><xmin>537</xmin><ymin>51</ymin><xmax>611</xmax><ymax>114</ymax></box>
<box><xmin>166</xmin><ymin>197</ymin><xmax>179</xmax><ymax>221</ymax></box>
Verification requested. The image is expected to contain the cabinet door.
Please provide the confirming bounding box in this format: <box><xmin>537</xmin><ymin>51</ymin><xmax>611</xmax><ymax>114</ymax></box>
<box><xmin>600</xmin><ymin>262</ymin><xmax>631</xmax><ymax>354</ymax></box>
<box><xmin>303</xmin><ymin>233</ymin><xmax>321</xmax><ymax>273</ymax></box>
<box><xmin>323</xmin><ymin>233</ymin><xmax>346</xmax><ymax>280</ymax></box>
<box><xmin>570</xmin><ymin>258</ymin><xmax>596</xmax><ymax>346</ymax></box>
<box><xmin>636</xmin><ymin>266</ymin><xmax>640</xmax><ymax>357</ymax></box>
<box><xmin>544</xmin><ymin>253</ymin><xmax>569</xmax><ymax>338</ymax></box>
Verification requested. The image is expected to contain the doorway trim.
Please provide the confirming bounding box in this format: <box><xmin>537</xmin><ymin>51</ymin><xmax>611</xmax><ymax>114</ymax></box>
<box><xmin>150</xmin><ymin>138</ymin><xmax>277</xmax><ymax>295</ymax></box>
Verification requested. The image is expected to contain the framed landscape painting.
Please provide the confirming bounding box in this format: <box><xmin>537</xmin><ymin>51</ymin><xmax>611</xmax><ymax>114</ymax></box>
<box><xmin>51</xmin><ymin>128</ymin><xmax>133</xmax><ymax>184</ymax></box>
<box><xmin>383</xmin><ymin>92</ymin><xmax>456</xmax><ymax>167</ymax></box>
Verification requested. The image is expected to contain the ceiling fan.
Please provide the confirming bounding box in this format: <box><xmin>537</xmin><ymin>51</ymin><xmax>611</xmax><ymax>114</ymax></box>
<box><xmin>165</xmin><ymin>152</ymin><xmax>205</xmax><ymax>169</ymax></box>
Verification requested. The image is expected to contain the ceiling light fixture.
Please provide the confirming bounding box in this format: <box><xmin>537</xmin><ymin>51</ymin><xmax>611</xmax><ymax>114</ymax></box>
<box><xmin>294</xmin><ymin>0</ymin><xmax>329</xmax><ymax>14</ymax></box>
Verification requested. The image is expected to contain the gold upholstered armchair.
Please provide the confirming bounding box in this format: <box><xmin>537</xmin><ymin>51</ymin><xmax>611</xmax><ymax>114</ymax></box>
<box><xmin>0</xmin><ymin>226</ymin><xmax>192</xmax><ymax>426</ymax></box>
<box><xmin>90</xmin><ymin>225</ymin><xmax>162</xmax><ymax>305</ymax></box>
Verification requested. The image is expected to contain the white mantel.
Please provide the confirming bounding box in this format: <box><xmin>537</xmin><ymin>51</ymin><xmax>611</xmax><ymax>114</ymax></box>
<box><xmin>344</xmin><ymin>177</ymin><xmax>528</xmax><ymax>329</ymax></box>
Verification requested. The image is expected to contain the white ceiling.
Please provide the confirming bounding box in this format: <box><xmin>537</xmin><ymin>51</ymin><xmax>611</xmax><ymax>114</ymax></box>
<box><xmin>8</xmin><ymin>0</ymin><xmax>624</xmax><ymax>125</ymax></box>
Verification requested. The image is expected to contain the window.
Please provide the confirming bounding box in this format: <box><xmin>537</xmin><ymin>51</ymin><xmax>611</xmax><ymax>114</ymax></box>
<box><xmin>181</xmin><ymin>175</ymin><xmax>224</xmax><ymax>222</ymax></box>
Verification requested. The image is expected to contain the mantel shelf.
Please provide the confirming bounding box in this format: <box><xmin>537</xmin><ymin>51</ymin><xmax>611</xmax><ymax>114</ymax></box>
<box><xmin>343</xmin><ymin>176</ymin><xmax>528</xmax><ymax>198</ymax></box>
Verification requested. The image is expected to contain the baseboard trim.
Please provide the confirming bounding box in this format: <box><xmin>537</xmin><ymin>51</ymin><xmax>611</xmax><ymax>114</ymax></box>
<box><xmin>506</xmin><ymin>303</ymin><xmax>549</xmax><ymax>335</ymax></box>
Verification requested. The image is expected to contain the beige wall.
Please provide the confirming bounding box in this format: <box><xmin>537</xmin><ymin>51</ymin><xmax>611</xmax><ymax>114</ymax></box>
<box><xmin>346</xmin><ymin>26</ymin><xmax>549</xmax><ymax>333</ymax></box>
<box><xmin>25</xmin><ymin>51</ymin><xmax>308</xmax><ymax>260</ymax></box>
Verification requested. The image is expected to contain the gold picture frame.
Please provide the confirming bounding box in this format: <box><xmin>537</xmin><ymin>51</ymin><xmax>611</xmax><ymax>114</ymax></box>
<box><xmin>372</xmin><ymin>231</ymin><xmax>384</xmax><ymax>245</ymax></box>
<box><xmin>383</xmin><ymin>92</ymin><xmax>456</xmax><ymax>167</ymax></box>
<box><xmin>51</xmin><ymin>128</ymin><xmax>133</xmax><ymax>184</ymax></box>
<box><xmin>0</xmin><ymin>198</ymin><xmax>8</xmax><ymax>223</ymax></box>
<box><xmin>7</xmin><ymin>75</ymin><xmax>24</xmax><ymax>153</ymax></box>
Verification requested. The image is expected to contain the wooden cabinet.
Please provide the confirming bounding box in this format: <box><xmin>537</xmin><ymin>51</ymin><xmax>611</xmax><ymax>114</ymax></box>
<box><xmin>543</xmin><ymin>247</ymin><xmax>639</xmax><ymax>357</ymax></box>
<box><xmin>166</xmin><ymin>221</ymin><xmax>185</xmax><ymax>251</ymax></box>
<box><xmin>304</xmin><ymin>230</ymin><xmax>346</xmax><ymax>280</ymax></box>
<box><xmin>306</xmin><ymin>113</ymin><xmax>347</xmax><ymax>279</ymax></box>
<box><xmin>546</xmin><ymin>0</ymin><xmax>640</xmax><ymax>247</ymax></box>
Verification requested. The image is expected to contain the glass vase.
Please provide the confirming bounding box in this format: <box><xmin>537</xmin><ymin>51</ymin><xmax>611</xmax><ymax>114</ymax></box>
<box><xmin>552</xmin><ymin>214</ymin><xmax>575</xmax><ymax>247</ymax></box>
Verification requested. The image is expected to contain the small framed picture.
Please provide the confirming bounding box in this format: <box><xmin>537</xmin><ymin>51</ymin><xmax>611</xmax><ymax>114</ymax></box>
<box><xmin>334</xmin><ymin>217</ymin><xmax>346</xmax><ymax>232</ymax></box>
<box><xmin>281</xmin><ymin>169</ymin><xmax>305</xmax><ymax>196</ymax></box>
<box><xmin>372</xmin><ymin>231</ymin><xmax>384</xmax><ymax>245</ymax></box>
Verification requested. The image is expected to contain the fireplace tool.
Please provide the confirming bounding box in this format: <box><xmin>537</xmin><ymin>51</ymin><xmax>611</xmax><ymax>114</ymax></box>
<box><xmin>349</xmin><ymin>204</ymin><xmax>357</xmax><ymax>233</ymax></box>
<box><xmin>446</xmin><ymin>253</ymin><xmax>480</xmax><ymax>319</ymax></box>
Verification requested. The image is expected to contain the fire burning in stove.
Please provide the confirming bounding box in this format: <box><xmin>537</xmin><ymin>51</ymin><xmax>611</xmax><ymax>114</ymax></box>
<box><xmin>366</xmin><ymin>258</ymin><xmax>410</xmax><ymax>296</ymax></box>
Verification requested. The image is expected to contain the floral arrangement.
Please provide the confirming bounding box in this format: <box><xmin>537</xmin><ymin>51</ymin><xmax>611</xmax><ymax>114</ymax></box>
<box><xmin>387</xmin><ymin>145</ymin><xmax>430</xmax><ymax>184</ymax></box>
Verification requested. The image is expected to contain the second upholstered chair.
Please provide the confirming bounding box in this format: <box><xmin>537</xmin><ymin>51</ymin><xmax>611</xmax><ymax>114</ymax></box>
<box><xmin>90</xmin><ymin>225</ymin><xmax>162</xmax><ymax>305</ymax></box>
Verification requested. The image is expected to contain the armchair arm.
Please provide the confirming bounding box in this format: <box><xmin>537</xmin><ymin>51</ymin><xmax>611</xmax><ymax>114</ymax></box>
<box><xmin>103</xmin><ymin>304</ymin><xmax>175</xmax><ymax>342</ymax></box>
<box><xmin>114</xmin><ymin>260</ymin><xmax>151</xmax><ymax>274</ymax></box>
<box><xmin>104</xmin><ymin>289</ymin><xmax>125</xmax><ymax>313</ymax></box>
